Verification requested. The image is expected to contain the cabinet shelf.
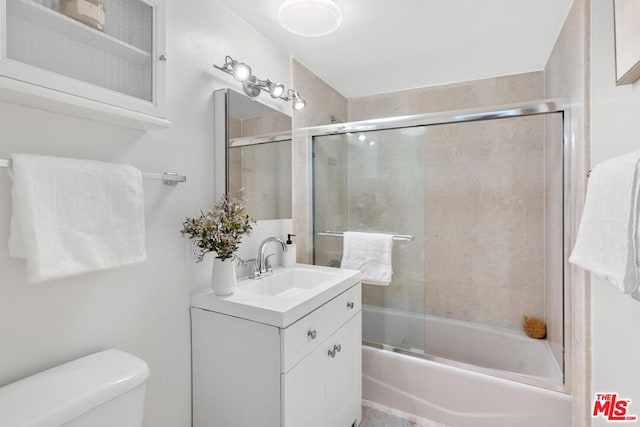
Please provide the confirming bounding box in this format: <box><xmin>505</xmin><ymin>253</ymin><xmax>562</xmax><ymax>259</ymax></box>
<box><xmin>8</xmin><ymin>0</ymin><xmax>151</xmax><ymax>63</ymax></box>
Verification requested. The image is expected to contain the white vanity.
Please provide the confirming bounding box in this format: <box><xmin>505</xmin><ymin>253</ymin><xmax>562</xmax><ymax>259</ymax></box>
<box><xmin>191</xmin><ymin>264</ymin><xmax>362</xmax><ymax>427</ymax></box>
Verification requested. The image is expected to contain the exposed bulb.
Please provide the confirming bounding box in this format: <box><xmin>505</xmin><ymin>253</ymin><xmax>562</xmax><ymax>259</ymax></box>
<box><xmin>269</xmin><ymin>81</ymin><xmax>286</xmax><ymax>98</ymax></box>
<box><xmin>292</xmin><ymin>96</ymin><xmax>307</xmax><ymax>111</ymax></box>
<box><xmin>232</xmin><ymin>62</ymin><xmax>252</xmax><ymax>81</ymax></box>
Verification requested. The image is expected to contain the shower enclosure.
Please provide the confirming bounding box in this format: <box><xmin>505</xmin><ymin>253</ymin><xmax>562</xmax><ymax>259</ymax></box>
<box><xmin>307</xmin><ymin>100</ymin><xmax>571</xmax><ymax>392</ymax></box>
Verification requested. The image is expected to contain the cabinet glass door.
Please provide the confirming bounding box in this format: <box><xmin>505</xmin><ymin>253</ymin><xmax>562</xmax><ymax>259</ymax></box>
<box><xmin>3</xmin><ymin>0</ymin><xmax>162</xmax><ymax>113</ymax></box>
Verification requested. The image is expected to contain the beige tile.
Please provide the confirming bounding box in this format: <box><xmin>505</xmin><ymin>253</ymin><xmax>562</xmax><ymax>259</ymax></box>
<box><xmin>240</xmin><ymin>112</ymin><xmax>291</xmax><ymax>137</ymax></box>
<box><xmin>292</xmin><ymin>59</ymin><xmax>348</xmax><ymax>128</ymax></box>
<box><xmin>291</xmin><ymin>59</ymin><xmax>348</xmax><ymax>263</ymax></box>
<box><xmin>348</xmin><ymin>72</ymin><xmax>544</xmax><ymax>121</ymax></box>
<box><xmin>228</xmin><ymin>141</ymin><xmax>292</xmax><ymax>220</ymax></box>
<box><xmin>228</xmin><ymin>116</ymin><xmax>241</xmax><ymax>139</ymax></box>
<box><xmin>544</xmin><ymin>0</ymin><xmax>590</xmax><ymax>424</ymax></box>
<box><xmin>423</xmin><ymin>117</ymin><xmax>545</xmax><ymax>330</ymax></box>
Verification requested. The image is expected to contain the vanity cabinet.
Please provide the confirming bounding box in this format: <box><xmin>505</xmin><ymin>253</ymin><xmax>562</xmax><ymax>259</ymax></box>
<box><xmin>191</xmin><ymin>282</ymin><xmax>362</xmax><ymax>427</ymax></box>
<box><xmin>0</xmin><ymin>0</ymin><xmax>169</xmax><ymax>130</ymax></box>
<box><xmin>283</xmin><ymin>313</ymin><xmax>361</xmax><ymax>427</ymax></box>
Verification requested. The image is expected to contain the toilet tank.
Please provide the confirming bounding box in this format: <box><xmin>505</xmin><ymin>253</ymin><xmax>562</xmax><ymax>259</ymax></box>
<box><xmin>0</xmin><ymin>349</ymin><xmax>149</xmax><ymax>427</ymax></box>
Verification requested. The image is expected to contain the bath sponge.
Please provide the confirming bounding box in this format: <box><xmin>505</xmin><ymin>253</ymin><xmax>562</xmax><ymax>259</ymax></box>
<box><xmin>523</xmin><ymin>316</ymin><xmax>546</xmax><ymax>339</ymax></box>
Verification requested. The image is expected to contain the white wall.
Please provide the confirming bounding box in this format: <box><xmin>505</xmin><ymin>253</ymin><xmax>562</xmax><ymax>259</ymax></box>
<box><xmin>590</xmin><ymin>1</ymin><xmax>640</xmax><ymax>424</ymax></box>
<box><xmin>0</xmin><ymin>2</ymin><xmax>290</xmax><ymax>427</ymax></box>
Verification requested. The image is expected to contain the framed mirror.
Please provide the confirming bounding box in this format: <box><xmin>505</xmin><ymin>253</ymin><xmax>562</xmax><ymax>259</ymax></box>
<box><xmin>213</xmin><ymin>88</ymin><xmax>292</xmax><ymax>220</ymax></box>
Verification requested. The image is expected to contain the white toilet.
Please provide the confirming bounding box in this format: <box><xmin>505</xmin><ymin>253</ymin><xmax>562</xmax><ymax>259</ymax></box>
<box><xmin>0</xmin><ymin>349</ymin><xmax>149</xmax><ymax>427</ymax></box>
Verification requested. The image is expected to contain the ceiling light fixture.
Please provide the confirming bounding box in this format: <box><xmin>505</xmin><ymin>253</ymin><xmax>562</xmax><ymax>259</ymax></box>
<box><xmin>214</xmin><ymin>55</ymin><xmax>307</xmax><ymax>110</ymax></box>
<box><xmin>278</xmin><ymin>0</ymin><xmax>342</xmax><ymax>37</ymax></box>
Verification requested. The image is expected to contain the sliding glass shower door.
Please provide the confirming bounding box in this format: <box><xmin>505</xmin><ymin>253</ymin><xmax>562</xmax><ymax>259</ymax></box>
<box><xmin>312</xmin><ymin>111</ymin><xmax>565</xmax><ymax>387</ymax></box>
<box><xmin>313</xmin><ymin>128</ymin><xmax>427</xmax><ymax>352</ymax></box>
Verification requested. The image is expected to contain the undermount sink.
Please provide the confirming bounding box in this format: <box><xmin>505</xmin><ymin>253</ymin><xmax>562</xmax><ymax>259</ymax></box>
<box><xmin>190</xmin><ymin>264</ymin><xmax>361</xmax><ymax>328</ymax></box>
<box><xmin>239</xmin><ymin>267</ymin><xmax>340</xmax><ymax>297</ymax></box>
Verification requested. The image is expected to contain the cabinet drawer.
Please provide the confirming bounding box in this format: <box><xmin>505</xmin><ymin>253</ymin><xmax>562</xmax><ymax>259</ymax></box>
<box><xmin>281</xmin><ymin>283</ymin><xmax>361</xmax><ymax>373</ymax></box>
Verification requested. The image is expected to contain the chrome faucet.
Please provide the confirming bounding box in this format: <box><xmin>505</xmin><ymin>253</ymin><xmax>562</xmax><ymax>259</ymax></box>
<box><xmin>251</xmin><ymin>237</ymin><xmax>286</xmax><ymax>279</ymax></box>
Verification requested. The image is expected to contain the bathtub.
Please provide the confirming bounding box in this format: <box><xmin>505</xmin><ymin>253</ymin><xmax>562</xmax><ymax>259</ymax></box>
<box><xmin>362</xmin><ymin>305</ymin><xmax>563</xmax><ymax>383</ymax></box>
<box><xmin>362</xmin><ymin>305</ymin><xmax>572</xmax><ymax>427</ymax></box>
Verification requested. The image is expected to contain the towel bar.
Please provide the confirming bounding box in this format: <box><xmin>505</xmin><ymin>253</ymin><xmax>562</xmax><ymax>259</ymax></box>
<box><xmin>0</xmin><ymin>158</ymin><xmax>186</xmax><ymax>186</ymax></box>
<box><xmin>318</xmin><ymin>231</ymin><xmax>414</xmax><ymax>242</ymax></box>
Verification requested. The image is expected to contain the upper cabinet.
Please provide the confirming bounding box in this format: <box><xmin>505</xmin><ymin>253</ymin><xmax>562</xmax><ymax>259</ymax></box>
<box><xmin>0</xmin><ymin>0</ymin><xmax>169</xmax><ymax>130</ymax></box>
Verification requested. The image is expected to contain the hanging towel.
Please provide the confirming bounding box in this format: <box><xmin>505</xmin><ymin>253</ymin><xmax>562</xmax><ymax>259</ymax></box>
<box><xmin>569</xmin><ymin>150</ymin><xmax>640</xmax><ymax>294</ymax></box>
<box><xmin>341</xmin><ymin>231</ymin><xmax>393</xmax><ymax>286</ymax></box>
<box><xmin>8</xmin><ymin>154</ymin><xmax>147</xmax><ymax>284</ymax></box>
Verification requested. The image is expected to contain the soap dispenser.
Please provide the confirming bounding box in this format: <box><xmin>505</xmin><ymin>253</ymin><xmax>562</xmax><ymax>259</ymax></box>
<box><xmin>283</xmin><ymin>234</ymin><xmax>296</xmax><ymax>268</ymax></box>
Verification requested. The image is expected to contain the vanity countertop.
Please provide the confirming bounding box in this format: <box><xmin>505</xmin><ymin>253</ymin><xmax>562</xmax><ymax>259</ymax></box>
<box><xmin>191</xmin><ymin>264</ymin><xmax>361</xmax><ymax>328</ymax></box>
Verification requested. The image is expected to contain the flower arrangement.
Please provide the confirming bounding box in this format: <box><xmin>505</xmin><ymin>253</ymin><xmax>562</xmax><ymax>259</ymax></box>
<box><xmin>181</xmin><ymin>195</ymin><xmax>255</xmax><ymax>262</ymax></box>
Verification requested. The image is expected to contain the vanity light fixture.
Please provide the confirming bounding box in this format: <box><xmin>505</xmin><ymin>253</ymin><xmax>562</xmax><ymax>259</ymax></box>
<box><xmin>214</xmin><ymin>55</ymin><xmax>307</xmax><ymax>110</ymax></box>
<box><xmin>278</xmin><ymin>0</ymin><xmax>343</xmax><ymax>37</ymax></box>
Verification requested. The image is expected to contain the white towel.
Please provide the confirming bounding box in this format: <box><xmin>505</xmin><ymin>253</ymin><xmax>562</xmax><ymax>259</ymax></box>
<box><xmin>8</xmin><ymin>154</ymin><xmax>147</xmax><ymax>283</ymax></box>
<box><xmin>341</xmin><ymin>231</ymin><xmax>393</xmax><ymax>286</ymax></box>
<box><xmin>569</xmin><ymin>150</ymin><xmax>640</xmax><ymax>294</ymax></box>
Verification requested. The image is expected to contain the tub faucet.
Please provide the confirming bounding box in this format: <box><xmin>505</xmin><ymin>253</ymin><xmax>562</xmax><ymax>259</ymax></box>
<box><xmin>251</xmin><ymin>237</ymin><xmax>286</xmax><ymax>279</ymax></box>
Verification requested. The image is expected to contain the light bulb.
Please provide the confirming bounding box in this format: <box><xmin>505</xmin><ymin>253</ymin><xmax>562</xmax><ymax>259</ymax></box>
<box><xmin>232</xmin><ymin>62</ymin><xmax>252</xmax><ymax>82</ymax></box>
<box><xmin>358</xmin><ymin>134</ymin><xmax>366</xmax><ymax>141</ymax></box>
<box><xmin>292</xmin><ymin>97</ymin><xmax>307</xmax><ymax>111</ymax></box>
<box><xmin>269</xmin><ymin>81</ymin><xmax>286</xmax><ymax>98</ymax></box>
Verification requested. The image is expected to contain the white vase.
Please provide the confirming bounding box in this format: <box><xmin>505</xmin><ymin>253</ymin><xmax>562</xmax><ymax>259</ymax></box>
<box><xmin>211</xmin><ymin>257</ymin><xmax>236</xmax><ymax>296</ymax></box>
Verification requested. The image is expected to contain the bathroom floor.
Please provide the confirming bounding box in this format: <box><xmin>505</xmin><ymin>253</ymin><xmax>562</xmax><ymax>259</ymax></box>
<box><xmin>361</xmin><ymin>400</ymin><xmax>446</xmax><ymax>427</ymax></box>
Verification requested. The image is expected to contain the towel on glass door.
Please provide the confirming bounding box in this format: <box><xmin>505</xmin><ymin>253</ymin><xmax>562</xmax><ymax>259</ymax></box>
<box><xmin>569</xmin><ymin>150</ymin><xmax>640</xmax><ymax>296</ymax></box>
<box><xmin>8</xmin><ymin>154</ymin><xmax>147</xmax><ymax>284</ymax></box>
<box><xmin>341</xmin><ymin>231</ymin><xmax>393</xmax><ymax>286</ymax></box>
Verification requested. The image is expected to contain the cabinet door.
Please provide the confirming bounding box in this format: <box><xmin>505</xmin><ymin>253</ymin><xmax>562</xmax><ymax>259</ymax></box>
<box><xmin>282</xmin><ymin>343</ymin><xmax>326</xmax><ymax>427</ymax></box>
<box><xmin>191</xmin><ymin>309</ymin><xmax>282</xmax><ymax>427</ymax></box>
<box><xmin>0</xmin><ymin>0</ymin><xmax>167</xmax><ymax>122</ymax></box>
<box><xmin>326</xmin><ymin>312</ymin><xmax>362</xmax><ymax>427</ymax></box>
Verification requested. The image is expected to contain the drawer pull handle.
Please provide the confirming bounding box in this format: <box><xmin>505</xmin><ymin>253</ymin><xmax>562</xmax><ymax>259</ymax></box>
<box><xmin>159</xmin><ymin>54</ymin><xmax>167</xmax><ymax>61</ymax></box>
<box><xmin>347</xmin><ymin>301</ymin><xmax>355</xmax><ymax>309</ymax></box>
<box><xmin>308</xmin><ymin>330</ymin><xmax>317</xmax><ymax>340</ymax></box>
<box><xmin>334</xmin><ymin>344</ymin><xmax>342</xmax><ymax>353</ymax></box>
<box><xmin>328</xmin><ymin>347</ymin><xmax>337</xmax><ymax>358</ymax></box>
